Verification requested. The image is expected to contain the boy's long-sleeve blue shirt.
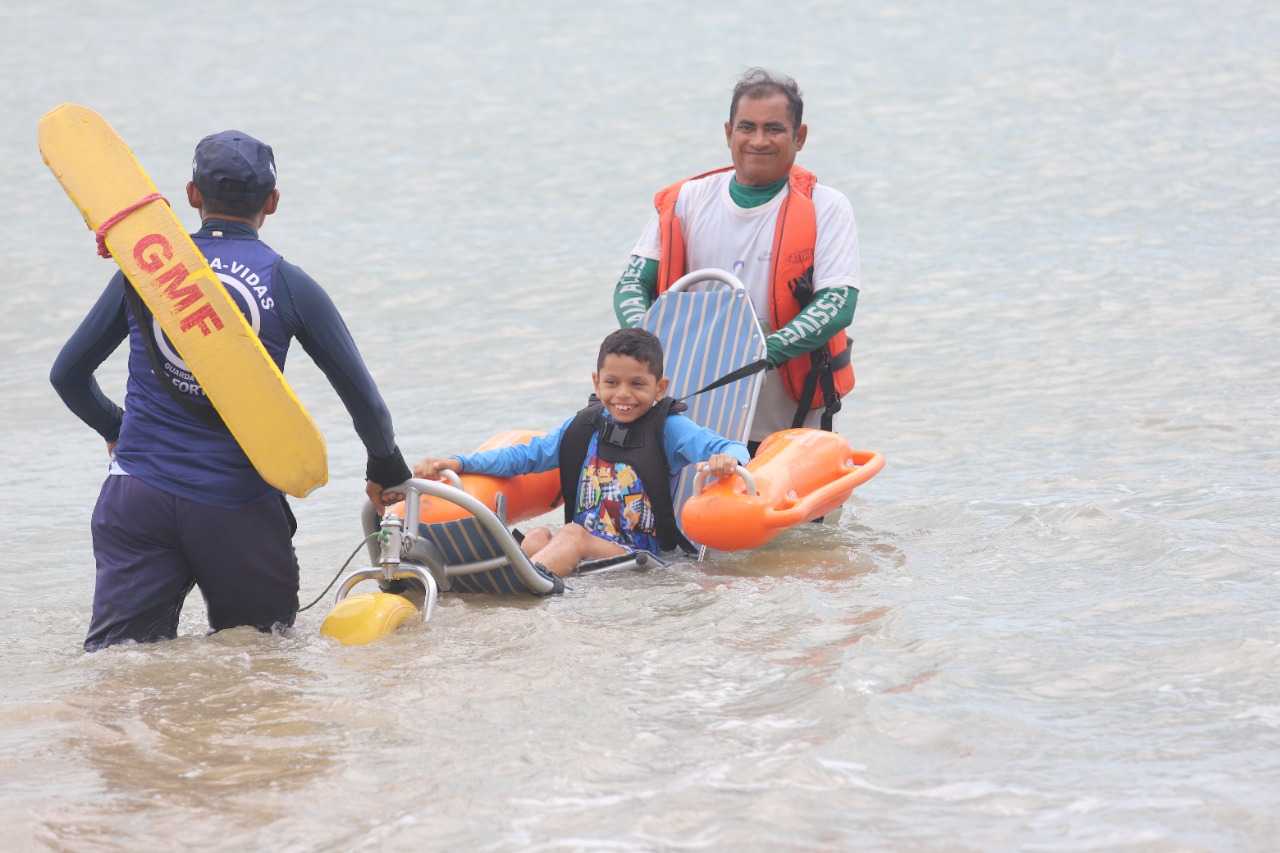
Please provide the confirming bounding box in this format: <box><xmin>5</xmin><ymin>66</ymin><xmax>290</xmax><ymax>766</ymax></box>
<box><xmin>452</xmin><ymin>412</ymin><xmax>750</xmax><ymax>479</ymax></box>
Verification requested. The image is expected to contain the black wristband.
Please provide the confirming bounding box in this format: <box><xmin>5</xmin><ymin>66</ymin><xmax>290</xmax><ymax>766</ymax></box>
<box><xmin>366</xmin><ymin>446</ymin><xmax>411</xmax><ymax>488</ymax></box>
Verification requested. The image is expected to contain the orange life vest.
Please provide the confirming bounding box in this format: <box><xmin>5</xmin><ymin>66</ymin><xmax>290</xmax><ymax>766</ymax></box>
<box><xmin>654</xmin><ymin>165</ymin><xmax>855</xmax><ymax>418</ymax></box>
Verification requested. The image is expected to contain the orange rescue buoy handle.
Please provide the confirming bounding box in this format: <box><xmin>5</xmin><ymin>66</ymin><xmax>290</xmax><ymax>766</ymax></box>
<box><xmin>768</xmin><ymin>448</ymin><xmax>883</xmax><ymax>528</ymax></box>
<box><xmin>680</xmin><ymin>429</ymin><xmax>884</xmax><ymax>551</ymax></box>
<box><xmin>694</xmin><ymin>448</ymin><xmax>883</xmax><ymax>529</ymax></box>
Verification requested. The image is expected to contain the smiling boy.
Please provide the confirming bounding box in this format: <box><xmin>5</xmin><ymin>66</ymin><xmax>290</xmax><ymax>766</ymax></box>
<box><xmin>413</xmin><ymin>328</ymin><xmax>749</xmax><ymax>577</ymax></box>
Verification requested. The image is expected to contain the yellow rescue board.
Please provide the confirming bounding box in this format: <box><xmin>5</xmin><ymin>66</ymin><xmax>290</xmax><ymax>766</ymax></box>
<box><xmin>39</xmin><ymin>104</ymin><xmax>327</xmax><ymax>498</ymax></box>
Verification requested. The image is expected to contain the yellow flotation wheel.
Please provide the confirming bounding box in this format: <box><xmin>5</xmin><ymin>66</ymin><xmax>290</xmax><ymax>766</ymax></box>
<box><xmin>320</xmin><ymin>592</ymin><xmax>420</xmax><ymax>646</ymax></box>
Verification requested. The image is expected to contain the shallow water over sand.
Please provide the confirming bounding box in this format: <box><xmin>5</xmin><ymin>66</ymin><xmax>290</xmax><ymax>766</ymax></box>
<box><xmin>2</xmin><ymin>1</ymin><xmax>1278</xmax><ymax>850</ymax></box>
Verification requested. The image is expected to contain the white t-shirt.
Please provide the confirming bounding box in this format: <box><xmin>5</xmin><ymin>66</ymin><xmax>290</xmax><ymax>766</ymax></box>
<box><xmin>631</xmin><ymin>170</ymin><xmax>860</xmax><ymax>441</ymax></box>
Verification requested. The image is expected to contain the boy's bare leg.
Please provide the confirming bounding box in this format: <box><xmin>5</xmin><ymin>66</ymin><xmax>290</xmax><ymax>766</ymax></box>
<box><xmin>519</xmin><ymin>527</ymin><xmax>552</xmax><ymax>557</ymax></box>
<box><xmin>531</xmin><ymin>523</ymin><xmax>627</xmax><ymax>578</ymax></box>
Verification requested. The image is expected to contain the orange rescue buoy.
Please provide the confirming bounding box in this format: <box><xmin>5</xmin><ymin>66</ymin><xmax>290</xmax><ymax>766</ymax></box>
<box><xmin>387</xmin><ymin>430</ymin><xmax>563</xmax><ymax>526</ymax></box>
<box><xmin>681</xmin><ymin>428</ymin><xmax>884</xmax><ymax>551</ymax></box>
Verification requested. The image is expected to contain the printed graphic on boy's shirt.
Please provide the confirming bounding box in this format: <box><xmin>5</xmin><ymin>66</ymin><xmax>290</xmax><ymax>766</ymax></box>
<box><xmin>574</xmin><ymin>435</ymin><xmax>658</xmax><ymax>552</ymax></box>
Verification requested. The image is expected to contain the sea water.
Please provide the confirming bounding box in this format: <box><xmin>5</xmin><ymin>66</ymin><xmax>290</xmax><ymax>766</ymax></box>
<box><xmin>1</xmin><ymin>1</ymin><xmax>1277</xmax><ymax>849</ymax></box>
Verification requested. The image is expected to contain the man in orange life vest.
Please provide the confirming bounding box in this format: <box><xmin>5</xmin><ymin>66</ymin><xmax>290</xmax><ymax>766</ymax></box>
<box><xmin>613</xmin><ymin>67</ymin><xmax>858</xmax><ymax>454</ymax></box>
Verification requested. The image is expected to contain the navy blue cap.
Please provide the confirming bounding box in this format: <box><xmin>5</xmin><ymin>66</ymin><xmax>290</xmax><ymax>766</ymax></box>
<box><xmin>191</xmin><ymin>131</ymin><xmax>277</xmax><ymax>202</ymax></box>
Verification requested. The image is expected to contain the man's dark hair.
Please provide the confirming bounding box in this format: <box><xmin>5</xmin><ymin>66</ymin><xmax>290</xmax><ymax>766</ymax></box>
<box><xmin>598</xmin><ymin>327</ymin><xmax>664</xmax><ymax>378</ymax></box>
<box><xmin>729</xmin><ymin>67</ymin><xmax>804</xmax><ymax>130</ymax></box>
<box><xmin>201</xmin><ymin>193</ymin><xmax>268</xmax><ymax>220</ymax></box>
